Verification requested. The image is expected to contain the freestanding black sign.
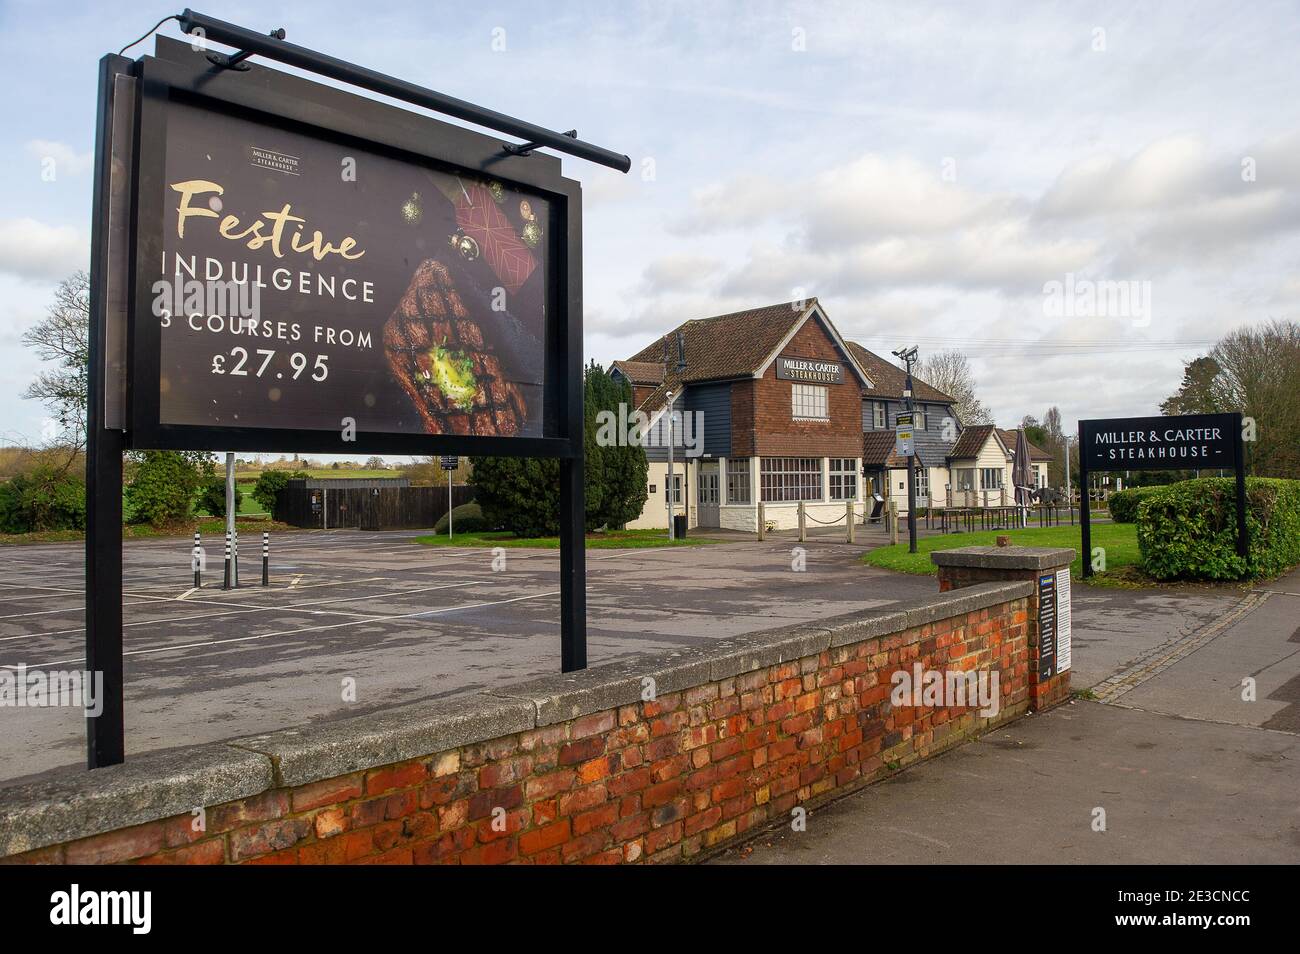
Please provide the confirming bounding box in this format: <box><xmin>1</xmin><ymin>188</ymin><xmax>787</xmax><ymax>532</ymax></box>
<box><xmin>84</xmin><ymin>16</ymin><xmax>628</xmax><ymax>768</ymax></box>
<box><xmin>1077</xmin><ymin>412</ymin><xmax>1247</xmax><ymax>579</ymax></box>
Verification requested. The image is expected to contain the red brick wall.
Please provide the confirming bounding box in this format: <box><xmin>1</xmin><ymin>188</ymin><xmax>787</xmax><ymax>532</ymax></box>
<box><xmin>731</xmin><ymin>380</ymin><xmax>755</xmax><ymax>458</ymax></box>
<box><xmin>751</xmin><ymin>318</ymin><xmax>863</xmax><ymax>458</ymax></box>
<box><xmin>938</xmin><ymin>565</ymin><xmax>1071</xmax><ymax>711</ymax></box>
<box><xmin>2</xmin><ymin>597</ymin><xmax>1029</xmax><ymax>866</ymax></box>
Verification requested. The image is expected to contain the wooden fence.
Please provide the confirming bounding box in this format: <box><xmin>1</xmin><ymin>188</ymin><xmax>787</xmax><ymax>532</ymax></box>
<box><xmin>275</xmin><ymin>484</ymin><xmax>475</xmax><ymax>530</ymax></box>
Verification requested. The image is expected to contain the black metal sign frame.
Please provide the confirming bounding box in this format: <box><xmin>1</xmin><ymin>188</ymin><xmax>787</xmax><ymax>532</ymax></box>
<box><xmin>84</xmin><ymin>31</ymin><xmax>610</xmax><ymax>768</ymax></box>
<box><xmin>1078</xmin><ymin>412</ymin><xmax>1247</xmax><ymax>579</ymax></box>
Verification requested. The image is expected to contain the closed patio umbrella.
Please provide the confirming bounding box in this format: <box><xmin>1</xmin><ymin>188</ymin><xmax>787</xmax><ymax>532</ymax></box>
<box><xmin>1013</xmin><ymin>427</ymin><xmax>1034</xmax><ymax>528</ymax></box>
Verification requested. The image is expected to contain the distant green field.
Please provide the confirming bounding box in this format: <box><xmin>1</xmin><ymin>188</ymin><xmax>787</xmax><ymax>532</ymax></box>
<box><xmin>236</xmin><ymin>469</ymin><xmax>406</xmax><ymax>480</ymax></box>
<box><xmin>862</xmin><ymin>523</ymin><xmax>1141</xmax><ymax>582</ymax></box>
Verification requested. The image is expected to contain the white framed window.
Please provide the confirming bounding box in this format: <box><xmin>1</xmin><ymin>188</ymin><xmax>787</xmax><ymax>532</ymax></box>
<box><xmin>955</xmin><ymin>468</ymin><xmax>975</xmax><ymax>491</ymax></box>
<box><xmin>914</xmin><ymin>408</ymin><xmax>927</xmax><ymax>430</ymax></box>
<box><xmin>980</xmin><ymin>467</ymin><xmax>1003</xmax><ymax>491</ymax></box>
<box><xmin>760</xmin><ymin>457</ymin><xmax>823</xmax><ymax>502</ymax></box>
<box><xmin>698</xmin><ymin>468</ymin><xmax>719</xmax><ymax>506</ymax></box>
<box><xmin>915</xmin><ymin>467</ymin><xmax>930</xmax><ymax>500</ymax></box>
<box><xmin>791</xmin><ymin>384</ymin><xmax>828</xmax><ymax>421</ymax></box>
<box><xmin>872</xmin><ymin>401</ymin><xmax>885</xmax><ymax>429</ymax></box>
<box><xmin>726</xmin><ymin>458</ymin><xmax>751</xmax><ymax>504</ymax></box>
<box><xmin>664</xmin><ymin>474</ymin><xmax>683</xmax><ymax>504</ymax></box>
<box><xmin>830</xmin><ymin>458</ymin><xmax>857</xmax><ymax>500</ymax></box>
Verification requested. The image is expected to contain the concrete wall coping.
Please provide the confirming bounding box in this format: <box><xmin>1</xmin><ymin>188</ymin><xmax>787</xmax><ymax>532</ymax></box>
<box><xmin>930</xmin><ymin>545</ymin><xmax>1076</xmax><ymax>571</ymax></box>
<box><xmin>0</xmin><ymin>580</ymin><xmax>1032</xmax><ymax>858</ymax></box>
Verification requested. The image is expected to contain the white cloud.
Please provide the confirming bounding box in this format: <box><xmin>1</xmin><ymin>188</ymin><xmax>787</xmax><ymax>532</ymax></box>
<box><xmin>0</xmin><ymin>218</ymin><xmax>86</xmax><ymax>282</ymax></box>
<box><xmin>24</xmin><ymin>140</ymin><xmax>93</xmax><ymax>179</ymax></box>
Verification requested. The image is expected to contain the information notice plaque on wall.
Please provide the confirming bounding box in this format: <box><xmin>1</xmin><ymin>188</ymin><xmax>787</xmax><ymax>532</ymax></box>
<box><xmin>1037</xmin><ymin>573</ymin><xmax>1058</xmax><ymax>679</ymax></box>
<box><xmin>1055</xmin><ymin>567</ymin><xmax>1072</xmax><ymax>673</ymax></box>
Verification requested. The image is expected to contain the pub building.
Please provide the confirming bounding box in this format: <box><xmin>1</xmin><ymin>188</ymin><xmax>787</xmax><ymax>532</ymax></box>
<box><xmin>611</xmin><ymin>299</ymin><xmax>1051</xmax><ymax>531</ymax></box>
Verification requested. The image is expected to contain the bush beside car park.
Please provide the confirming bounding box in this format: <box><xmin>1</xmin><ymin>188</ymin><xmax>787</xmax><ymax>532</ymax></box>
<box><xmin>433</xmin><ymin>501</ymin><xmax>489</xmax><ymax>534</ymax></box>
<box><xmin>0</xmin><ymin>465</ymin><xmax>86</xmax><ymax>533</ymax></box>
<box><xmin>1136</xmin><ymin>477</ymin><xmax>1300</xmax><ymax>581</ymax></box>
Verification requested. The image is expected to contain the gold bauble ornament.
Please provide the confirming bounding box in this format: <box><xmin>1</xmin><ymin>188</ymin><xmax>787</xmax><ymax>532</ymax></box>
<box><xmin>401</xmin><ymin>192</ymin><xmax>422</xmax><ymax>225</ymax></box>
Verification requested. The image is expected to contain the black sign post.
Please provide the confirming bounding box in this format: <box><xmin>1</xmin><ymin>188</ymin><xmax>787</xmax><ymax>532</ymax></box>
<box><xmin>84</xmin><ymin>20</ymin><xmax>625</xmax><ymax>767</ymax></box>
<box><xmin>1078</xmin><ymin>412</ymin><xmax>1246</xmax><ymax>579</ymax></box>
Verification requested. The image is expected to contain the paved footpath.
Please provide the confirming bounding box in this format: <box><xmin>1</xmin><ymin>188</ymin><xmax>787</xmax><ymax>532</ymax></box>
<box><xmin>713</xmin><ymin>566</ymin><xmax>1300</xmax><ymax>865</ymax></box>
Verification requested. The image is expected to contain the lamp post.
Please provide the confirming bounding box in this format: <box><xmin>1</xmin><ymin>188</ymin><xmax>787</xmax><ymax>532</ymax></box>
<box><xmin>893</xmin><ymin>346</ymin><xmax>919</xmax><ymax>554</ymax></box>
<box><xmin>666</xmin><ymin>389</ymin><xmax>676</xmax><ymax>541</ymax></box>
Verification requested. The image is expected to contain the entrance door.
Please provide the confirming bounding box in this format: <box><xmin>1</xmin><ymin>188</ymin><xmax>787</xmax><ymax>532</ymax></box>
<box><xmin>697</xmin><ymin>463</ymin><xmax>720</xmax><ymax>527</ymax></box>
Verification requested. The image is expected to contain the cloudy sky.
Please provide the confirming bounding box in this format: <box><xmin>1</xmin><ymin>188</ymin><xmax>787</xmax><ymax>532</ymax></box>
<box><xmin>2</xmin><ymin>0</ymin><xmax>1297</xmax><ymax>450</ymax></box>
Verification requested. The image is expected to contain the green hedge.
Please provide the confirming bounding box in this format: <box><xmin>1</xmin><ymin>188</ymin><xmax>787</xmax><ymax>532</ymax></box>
<box><xmin>433</xmin><ymin>501</ymin><xmax>489</xmax><ymax>535</ymax></box>
<box><xmin>0</xmin><ymin>466</ymin><xmax>86</xmax><ymax>533</ymax></box>
<box><xmin>1108</xmin><ymin>486</ymin><xmax>1164</xmax><ymax>523</ymax></box>
<box><xmin>1136</xmin><ymin>477</ymin><xmax>1300</xmax><ymax>581</ymax></box>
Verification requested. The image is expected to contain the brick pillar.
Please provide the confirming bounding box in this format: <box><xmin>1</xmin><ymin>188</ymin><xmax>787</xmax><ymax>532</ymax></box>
<box><xmin>931</xmin><ymin>545</ymin><xmax>1075</xmax><ymax>712</ymax></box>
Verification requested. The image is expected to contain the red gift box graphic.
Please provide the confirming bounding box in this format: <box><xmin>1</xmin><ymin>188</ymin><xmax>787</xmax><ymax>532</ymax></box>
<box><xmin>453</xmin><ymin>182</ymin><xmax>538</xmax><ymax>294</ymax></box>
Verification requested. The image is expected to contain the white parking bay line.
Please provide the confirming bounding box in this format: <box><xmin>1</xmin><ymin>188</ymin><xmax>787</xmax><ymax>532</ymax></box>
<box><xmin>0</xmin><ymin>575</ymin><xmax>397</xmax><ymax>621</ymax></box>
<box><xmin>0</xmin><ymin>580</ymin><xmax>491</xmax><ymax>643</ymax></box>
<box><xmin>13</xmin><ymin>589</ymin><xmax>562</xmax><ymax>668</ymax></box>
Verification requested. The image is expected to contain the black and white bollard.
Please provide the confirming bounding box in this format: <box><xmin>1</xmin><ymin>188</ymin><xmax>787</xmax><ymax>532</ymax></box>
<box><xmin>262</xmin><ymin>531</ymin><xmax>270</xmax><ymax>586</ymax></box>
<box><xmin>223</xmin><ymin>530</ymin><xmax>232</xmax><ymax>590</ymax></box>
<box><xmin>192</xmin><ymin>531</ymin><xmax>202</xmax><ymax>588</ymax></box>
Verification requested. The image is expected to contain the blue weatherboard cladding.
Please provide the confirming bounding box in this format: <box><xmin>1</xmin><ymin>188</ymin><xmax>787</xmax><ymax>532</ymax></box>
<box><xmin>863</xmin><ymin>400</ymin><xmax>962</xmax><ymax>465</ymax></box>
<box><xmin>686</xmin><ymin>383</ymin><xmax>732</xmax><ymax>458</ymax></box>
<box><xmin>642</xmin><ymin>382</ymin><xmax>732</xmax><ymax>462</ymax></box>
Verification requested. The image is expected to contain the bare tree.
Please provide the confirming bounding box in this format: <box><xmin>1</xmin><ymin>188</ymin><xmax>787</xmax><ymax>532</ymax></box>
<box><xmin>1209</xmin><ymin>320</ymin><xmax>1300</xmax><ymax>477</ymax></box>
<box><xmin>21</xmin><ymin>271</ymin><xmax>89</xmax><ymax>451</ymax></box>
<box><xmin>919</xmin><ymin>350</ymin><xmax>991</xmax><ymax>424</ymax></box>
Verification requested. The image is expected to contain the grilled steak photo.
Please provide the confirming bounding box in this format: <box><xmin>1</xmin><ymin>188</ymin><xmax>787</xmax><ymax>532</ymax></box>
<box><xmin>382</xmin><ymin>259</ymin><xmax>529</xmax><ymax>436</ymax></box>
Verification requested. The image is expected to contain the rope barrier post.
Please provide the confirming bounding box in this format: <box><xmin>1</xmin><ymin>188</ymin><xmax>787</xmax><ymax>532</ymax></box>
<box><xmin>798</xmin><ymin>501</ymin><xmax>806</xmax><ymax>542</ymax></box>
<box><xmin>756</xmin><ymin>502</ymin><xmax>765</xmax><ymax>541</ymax></box>
<box><xmin>888</xmin><ymin>499</ymin><xmax>898</xmax><ymax>545</ymax></box>
<box><xmin>223</xmin><ymin>530</ymin><xmax>232</xmax><ymax>590</ymax></box>
<box><xmin>262</xmin><ymin>531</ymin><xmax>270</xmax><ymax>586</ymax></box>
<box><xmin>846</xmin><ymin>500</ymin><xmax>854</xmax><ymax>544</ymax></box>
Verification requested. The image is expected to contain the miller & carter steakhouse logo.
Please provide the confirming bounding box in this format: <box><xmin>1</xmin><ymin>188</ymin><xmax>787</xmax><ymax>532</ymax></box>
<box><xmin>776</xmin><ymin>357</ymin><xmax>843</xmax><ymax>384</ymax></box>
<box><xmin>1089</xmin><ymin>423</ymin><xmax>1226</xmax><ymax>462</ymax></box>
<box><xmin>248</xmin><ymin>145</ymin><xmax>301</xmax><ymax>176</ymax></box>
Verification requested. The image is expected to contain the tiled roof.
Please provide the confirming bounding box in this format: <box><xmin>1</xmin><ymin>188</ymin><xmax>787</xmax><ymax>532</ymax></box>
<box><xmin>862</xmin><ymin>430</ymin><xmax>896</xmax><ymax>467</ymax></box>
<box><xmin>628</xmin><ymin>299</ymin><xmax>863</xmax><ymax>413</ymax></box>
<box><xmin>610</xmin><ymin>360</ymin><xmax>665</xmax><ymax>385</ymax></box>
<box><xmin>947</xmin><ymin>423</ymin><xmax>1000</xmax><ymax>460</ymax></box>
<box><xmin>629</xmin><ymin>300</ymin><xmax>812</xmax><ymax>384</ymax></box>
<box><xmin>997</xmin><ymin>428</ymin><xmax>1053</xmax><ymax>461</ymax></box>
<box><xmin>843</xmin><ymin>342</ymin><xmax>955</xmax><ymax>403</ymax></box>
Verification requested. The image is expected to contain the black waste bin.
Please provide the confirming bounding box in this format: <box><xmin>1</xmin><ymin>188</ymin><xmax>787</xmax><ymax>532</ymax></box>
<box><xmin>673</xmin><ymin>514</ymin><xmax>687</xmax><ymax>538</ymax></box>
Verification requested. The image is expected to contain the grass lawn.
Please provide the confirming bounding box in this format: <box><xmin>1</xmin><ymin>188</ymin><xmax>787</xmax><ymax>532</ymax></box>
<box><xmin>415</xmin><ymin>528</ymin><xmax>721</xmax><ymax>549</ymax></box>
<box><xmin>861</xmin><ymin>522</ymin><xmax>1141</xmax><ymax>582</ymax></box>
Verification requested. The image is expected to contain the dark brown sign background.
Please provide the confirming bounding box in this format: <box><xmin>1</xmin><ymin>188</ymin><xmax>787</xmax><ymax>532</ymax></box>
<box><xmin>775</xmin><ymin>357</ymin><xmax>843</xmax><ymax>384</ymax></box>
<box><xmin>156</xmin><ymin>98</ymin><xmax>548</xmax><ymax>438</ymax></box>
